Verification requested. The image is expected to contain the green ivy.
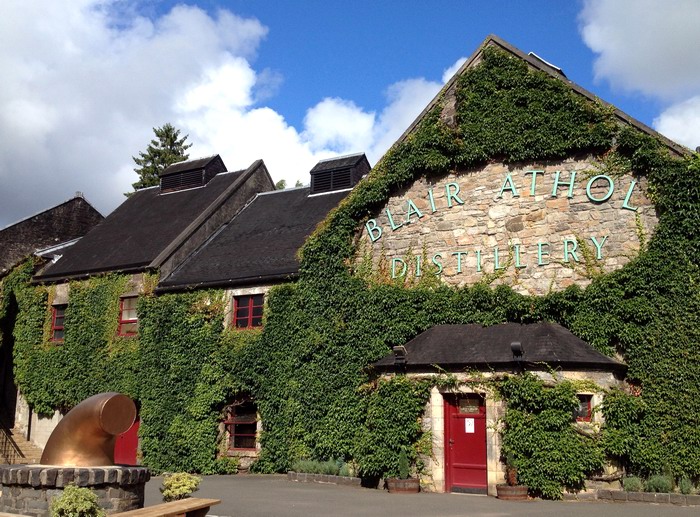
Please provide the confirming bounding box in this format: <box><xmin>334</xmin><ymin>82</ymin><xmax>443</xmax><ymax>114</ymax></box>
<box><xmin>499</xmin><ymin>374</ymin><xmax>604</xmax><ymax>499</ymax></box>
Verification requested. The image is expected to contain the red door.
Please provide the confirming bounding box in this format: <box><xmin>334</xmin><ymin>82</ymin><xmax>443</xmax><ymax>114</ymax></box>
<box><xmin>444</xmin><ymin>394</ymin><xmax>487</xmax><ymax>493</ymax></box>
<box><xmin>114</xmin><ymin>419</ymin><xmax>139</xmax><ymax>465</ymax></box>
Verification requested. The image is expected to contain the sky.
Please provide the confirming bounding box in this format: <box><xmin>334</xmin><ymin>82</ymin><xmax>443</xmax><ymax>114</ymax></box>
<box><xmin>2</xmin><ymin>0</ymin><xmax>700</xmax><ymax>228</ymax></box>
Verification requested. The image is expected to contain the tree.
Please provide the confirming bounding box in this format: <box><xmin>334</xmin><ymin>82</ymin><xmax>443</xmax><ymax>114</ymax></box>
<box><xmin>128</xmin><ymin>123</ymin><xmax>192</xmax><ymax>195</ymax></box>
<box><xmin>275</xmin><ymin>179</ymin><xmax>286</xmax><ymax>190</ymax></box>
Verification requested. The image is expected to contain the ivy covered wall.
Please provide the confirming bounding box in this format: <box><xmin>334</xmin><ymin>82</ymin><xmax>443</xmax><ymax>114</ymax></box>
<box><xmin>1</xmin><ymin>45</ymin><xmax>699</xmax><ymax>496</ymax></box>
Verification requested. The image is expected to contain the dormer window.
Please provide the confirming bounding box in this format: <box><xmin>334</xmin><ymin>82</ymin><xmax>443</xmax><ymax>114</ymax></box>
<box><xmin>159</xmin><ymin>155</ymin><xmax>227</xmax><ymax>193</ymax></box>
<box><xmin>309</xmin><ymin>153</ymin><xmax>370</xmax><ymax>195</ymax></box>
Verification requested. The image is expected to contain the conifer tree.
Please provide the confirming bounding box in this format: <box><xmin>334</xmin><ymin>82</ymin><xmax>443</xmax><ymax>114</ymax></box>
<box><xmin>128</xmin><ymin>123</ymin><xmax>192</xmax><ymax>195</ymax></box>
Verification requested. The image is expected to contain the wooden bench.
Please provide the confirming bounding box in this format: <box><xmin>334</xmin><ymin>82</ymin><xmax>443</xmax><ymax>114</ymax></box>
<box><xmin>112</xmin><ymin>497</ymin><xmax>221</xmax><ymax>517</ymax></box>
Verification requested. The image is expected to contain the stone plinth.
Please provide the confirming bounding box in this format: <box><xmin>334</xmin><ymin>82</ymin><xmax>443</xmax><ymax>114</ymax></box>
<box><xmin>0</xmin><ymin>465</ymin><xmax>150</xmax><ymax>517</ymax></box>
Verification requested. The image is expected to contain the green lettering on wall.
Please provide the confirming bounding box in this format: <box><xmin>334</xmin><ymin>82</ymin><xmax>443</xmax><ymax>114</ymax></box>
<box><xmin>524</xmin><ymin>170</ymin><xmax>544</xmax><ymax>196</ymax></box>
<box><xmin>445</xmin><ymin>182</ymin><xmax>464</xmax><ymax>208</ymax></box>
<box><xmin>622</xmin><ymin>180</ymin><xmax>638</xmax><ymax>211</ymax></box>
<box><xmin>365</xmin><ymin>219</ymin><xmax>382</xmax><ymax>242</ymax></box>
<box><xmin>563</xmin><ymin>239</ymin><xmax>579</xmax><ymax>262</ymax></box>
<box><xmin>551</xmin><ymin>170</ymin><xmax>577</xmax><ymax>198</ymax></box>
<box><xmin>405</xmin><ymin>199</ymin><xmax>424</xmax><ymax>223</ymax></box>
<box><xmin>590</xmin><ymin>236</ymin><xmax>608</xmax><ymax>260</ymax></box>
<box><xmin>586</xmin><ymin>175</ymin><xmax>614</xmax><ymax>203</ymax></box>
<box><xmin>537</xmin><ymin>242</ymin><xmax>550</xmax><ymax>265</ymax></box>
<box><xmin>452</xmin><ymin>251</ymin><xmax>468</xmax><ymax>273</ymax></box>
<box><xmin>386</xmin><ymin>208</ymin><xmax>404</xmax><ymax>231</ymax></box>
<box><xmin>391</xmin><ymin>258</ymin><xmax>407</xmax><ymax>278</ymax></box>
<box><xmin>432</xmin><ymin>253</ymin><xmax>443</xmax><ymax>275</ymax></box>
<box><xmin>498</xmin><ymin>174</ymin><xmax>520</xmax><ymax>198</ymax></box>
<box><xmin>427</xmin><ymin>188</ymin><xmax>437</xmax><ymax>213</ymax></box>
<box><xmin>513</xmin><ymin>243</ymin><xmax>526</xmax><ymax>268</ymax></box>
<box><xmin>475</xmin><ymin>249</ymin><xmax>483</xmax><ymax>272</ymax></box>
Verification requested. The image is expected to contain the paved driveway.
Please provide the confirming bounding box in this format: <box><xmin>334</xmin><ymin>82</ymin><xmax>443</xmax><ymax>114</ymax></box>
<box><xmin>145</xmin><ymin>474</ymin><xmax>697</xmax><ymax>517</ymax></box>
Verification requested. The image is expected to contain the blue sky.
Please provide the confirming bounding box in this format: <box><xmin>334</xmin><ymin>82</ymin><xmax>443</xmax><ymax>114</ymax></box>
<box><xmin>1</xmin><ymin>0</ymin><xmax>699</xmax><ymax>227</ymax></box>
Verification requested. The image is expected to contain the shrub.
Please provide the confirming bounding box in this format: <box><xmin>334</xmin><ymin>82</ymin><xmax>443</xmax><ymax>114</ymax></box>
<box><xmin>622</xmin><ymin>476</ymin><xmax>643</xmax><ymax>492</ymax></box>
<box><xmin>678</xmin><ymin>477</ymin><xmax>693</xmax><ymax>495</ymax></box>
<box><xmin>398</xmin><ymin>450</ymin><xmax>410</xmax><ymax>480</ymax></box>
<box><xmin>290</xmin><ymin>458</ymin><xmax>346</xmax><ymax>475</ymax></box>
<box><xmin>212</xmin><ymin>456</ymin><xmax>239</xmax><ymax>475</ymax></box>
<box><xmin>160</xmin><ymin>472</ymin><xmax>202</xmax><ymax>502</ymax></box>
<box><xmin>50</xmin><ymin>485</ymin><xmax>105</xmax><ymax>517</ymax></box>
<box><xmin>645</xmin><ymin>474</ymin><xmax>673</xmax><ymax>493</ymax></box>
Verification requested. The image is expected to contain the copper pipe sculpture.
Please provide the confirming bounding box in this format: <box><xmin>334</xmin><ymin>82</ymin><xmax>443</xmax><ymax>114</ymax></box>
<box><xmin>40</xmin><ymin>392</ymin><xmax>136</xmax><ymax>466</ymax></box>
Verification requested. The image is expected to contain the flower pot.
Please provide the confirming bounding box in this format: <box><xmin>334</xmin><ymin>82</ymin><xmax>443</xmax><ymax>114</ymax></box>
<box><xmin>496</xmin><ymin>484</ymin><xmax>528</xmax><ymax>500</ymax></box>
<box><xmin>386</xmin><ymin>477</ymin><xmax>420</xmax><ymax>493</ymax></box>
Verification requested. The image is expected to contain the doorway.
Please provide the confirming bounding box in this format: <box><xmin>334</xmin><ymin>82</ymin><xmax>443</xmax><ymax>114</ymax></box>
<box><xmin>444</xmin><ymin>393</ymin><xmax>487</xmax><ymax>493</ymax></box>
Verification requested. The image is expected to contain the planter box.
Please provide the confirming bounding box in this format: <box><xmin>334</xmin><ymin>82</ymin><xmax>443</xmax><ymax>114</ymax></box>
<box><xmin>287</xmin><ymin>471</ymin><xmax>361</xmax><ymax>487</ymax></box>
<box><xmin>496</xmin><ymin>484</ymin><xmax>528</xmax><ymax>500</ymax></box>
<box><xmin>386</xmin><ymin>478</ymin><xmax>420</xmax><ymax>494</ymax></box>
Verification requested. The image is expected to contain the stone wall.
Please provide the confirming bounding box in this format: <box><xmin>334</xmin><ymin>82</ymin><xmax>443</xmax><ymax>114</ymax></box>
<box><xmin>358</xmin><ymin>157</ymin><xmax>658</xmax><ymax>295</ymax></box>
<box><xmin>0</xmin><ymin>466</ymin><xmax>149</xmax><ymax>516</ymax></box>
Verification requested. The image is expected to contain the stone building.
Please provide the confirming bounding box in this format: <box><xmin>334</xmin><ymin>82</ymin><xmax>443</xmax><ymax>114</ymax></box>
<box><xmin>0</xmin><ymin>194</ymin><xmax>103</xmax><ymax>442</ymax></box>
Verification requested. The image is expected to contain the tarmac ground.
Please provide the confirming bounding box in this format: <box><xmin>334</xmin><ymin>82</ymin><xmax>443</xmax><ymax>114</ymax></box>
<box><xmin>144</xmin><ymin>474</ymin><xmax>699</xmax><ymax>517</ymax></box>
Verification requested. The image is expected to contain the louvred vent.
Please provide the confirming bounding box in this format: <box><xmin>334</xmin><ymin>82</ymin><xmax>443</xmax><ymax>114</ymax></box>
<box><xmin>160</xmin><ymin>170</ymin><xmax>205</xmax><ymax>193</ymax></box>
<box><xmin>311</xmin><ymin>168</ymin><xmax>352</xmax><ymax>194</ymax></box>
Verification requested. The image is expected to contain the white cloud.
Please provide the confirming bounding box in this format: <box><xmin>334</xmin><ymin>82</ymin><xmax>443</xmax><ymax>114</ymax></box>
<box><xmin>0</xmin><ymin>1</ymin><xmax>458</xmax><ymax>228</ymax></box>
<box><xmin>654</xmin><ymin>96</ymin><xmax>700</xmax><ymax>149</ymax></box>
<box><xmin>442</xmin><ymin>57</ymin><xmax>467</xmax><ymax>84</ymax></box>
<box><xmin>303</xmin><ymin>98</ymin><xmax>377</xmax><ymax>154</ymax></box>
<box><xmin>579</xmin><ymin>0</ymin><xmax>700</xmax><ymax>99</ymax></box>
<box><xmin>579</xmin><ymin>0</ymin><xmax>700</xmax><ymax>150</ymax></box>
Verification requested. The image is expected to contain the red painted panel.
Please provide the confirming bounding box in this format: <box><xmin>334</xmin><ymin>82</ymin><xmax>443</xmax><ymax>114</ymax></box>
<box><xmin>444</xmin><ymin>395</ymin><xmax>487</xmax><ymax>492</ymax></box>
<box><xmin>114</xmin><ymin>419</ymin><xmax>139</xmax><ymax>465</ymax></box>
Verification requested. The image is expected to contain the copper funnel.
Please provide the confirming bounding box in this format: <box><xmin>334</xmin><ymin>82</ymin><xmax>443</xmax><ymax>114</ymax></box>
<box><xmin>40</xmin><ymin>392</ymin><xmax>136</xmax><ymax>467</ymax></box>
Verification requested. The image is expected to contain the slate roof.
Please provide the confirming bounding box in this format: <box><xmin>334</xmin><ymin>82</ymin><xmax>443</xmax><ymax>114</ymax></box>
<box><xmin>374</xmin><ymin>322</ymin><xmax>625</xmax><ymax>373</ymax></box>
<box><xmin>36</xmin><ymin>170</ymin><xmax>246</xmax><ymax>281</ymax></box>
<box><xmin>158</xmin><ymin>187</ymin><xmax>350</xmax><ymax>290</ymax></box>
<box><xmin>0</xmin><ymin>196</ymin><xmax>103</xmax><ymax>277</ymax></box>
<box><xmin>310</xmin><ymin>153</ymin><xmax>367</xmax><ymax>173</ymax></box>
<box><xmin>160</xmin><ymin>155</ymin><xmax>222</xmax><ymax>177</ymax></box>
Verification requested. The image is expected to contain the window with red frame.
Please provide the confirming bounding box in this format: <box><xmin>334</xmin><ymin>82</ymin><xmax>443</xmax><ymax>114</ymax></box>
<box><xmin>51</xmin><ymin>304</ymin><xmax>67</xmax><ymax>342</ymax></box>
<box><xmin>232</xmin><ymin>294</ymin><xmax>264</xmax><ymax>329</ymax></box>
<box><xmin>118</xmin><ymin>296</ymin><xmax>138</xmax><ymax>336</ymax></box>
<box><xmin>224</xmin><ymin>400</ymin><xmax>257</xmax><ymax>450</ymax></box>
<box><xmin>575</xmin><ymin>394</ymin><xmax>593</xmax><ymax>422</ymax></box>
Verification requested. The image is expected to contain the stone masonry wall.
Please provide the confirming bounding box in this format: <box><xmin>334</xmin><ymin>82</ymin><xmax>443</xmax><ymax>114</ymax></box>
<box><xmin>358</xmin><ymin>157</ymin><xmax>658</xmax><ymax>295</ymax></box>
<box><xmin>0</xmin><ymin>466</ymin><xmax>149</xmax><ymax>516</ymax></box>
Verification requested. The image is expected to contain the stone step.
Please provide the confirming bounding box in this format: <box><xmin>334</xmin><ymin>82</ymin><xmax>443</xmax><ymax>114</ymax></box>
<box><xmin>1</xmin><ymin>428</ymin><xmax>43</xmax><ymax>464</ymax></box>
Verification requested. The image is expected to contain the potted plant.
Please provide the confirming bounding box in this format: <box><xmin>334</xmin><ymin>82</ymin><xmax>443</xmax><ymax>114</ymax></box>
<box><xmin>496</xmin><ymin>453</ymin><xmax>528</xmax><ymax>500</ymax></box>
<box><xmin>386</xmin><ymin>450</ymin><xmax>420</xmax><ymax>493</ymax></box>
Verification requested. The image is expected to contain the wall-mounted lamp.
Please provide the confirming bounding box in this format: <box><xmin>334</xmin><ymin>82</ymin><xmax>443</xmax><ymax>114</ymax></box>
<box><xmin>510</xmin><ymin>341</ymin><xmax>523</xmax><ymax>372</ymax></box>
<box><xmin>393</xmin><ymin>345</ymin><xmax>407</xmax><ymax>373</ymax></box>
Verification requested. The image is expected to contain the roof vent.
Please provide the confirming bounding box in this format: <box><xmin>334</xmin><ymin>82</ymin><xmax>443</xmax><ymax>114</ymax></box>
<box><xmin>309</xmin><ymin>153</ymin><xmax>370</xmax><ymax>195</ymax></box>
<box><xmin>159</xmin><ymin>155</ymin><xmax>227</xmax><ymax>193</ymax></box>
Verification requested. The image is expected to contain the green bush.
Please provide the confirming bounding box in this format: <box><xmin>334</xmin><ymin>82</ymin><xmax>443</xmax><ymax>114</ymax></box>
<box><xmin>50</xmin><ymin>485</ymin><xmax>105</xmax><ymax>517</ymax></box>
<box><xmin>212</xmin><ymin>456</ymin><xmax>239</xmax><ymax>475</ymax></box>
<box><xmin>160</xmin><ymin>472</ymin><xmax>202</xmax><ymax>502</ymax></box>
<box><xmin>678</xmin><ymin>477</ymin><xmax>693</xmax><ymax>495</ymax></box>
<box><xmin>398</xmin><ymin>450</ymin><xmax>410</xmax><ymax>480</ymax></box>
<box><xmin>622</xmin><ymin>476</ymin><xmax>643</xmax><ymax>492</ymax></box>
<box><xmin>645</xmin><ymin>474</ymin><xmax>673</xmax><ymax>493</ymax></box>
<box><xmin>290</xmin><ymin>458</ymin><xmax>347</xmax><ymax>476</ymax></box>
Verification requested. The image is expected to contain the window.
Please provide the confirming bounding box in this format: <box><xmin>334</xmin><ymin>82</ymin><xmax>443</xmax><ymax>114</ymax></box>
<box><xmin>225</xmin><ymin>400</ymin><xmax>257</xmax><ymax>450</ymax></box>
<box><xmin>51</xmin><ymin>305</ymin><xmax>67</xmax><ymax>341</ymax></box>
<box><xmin>118</xmin><ymin>296</ymin><xmax>138</xmax><ymax>336</ymax></box>
<box><xmin>575</xmin><ymin>394</ymin><xmax>593</xmax><ymax>422</ymax></box>
<box><xmin>232</xmin><ymin>294</ymin><xmax>264</xmax><ymax>329</ymax></box>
